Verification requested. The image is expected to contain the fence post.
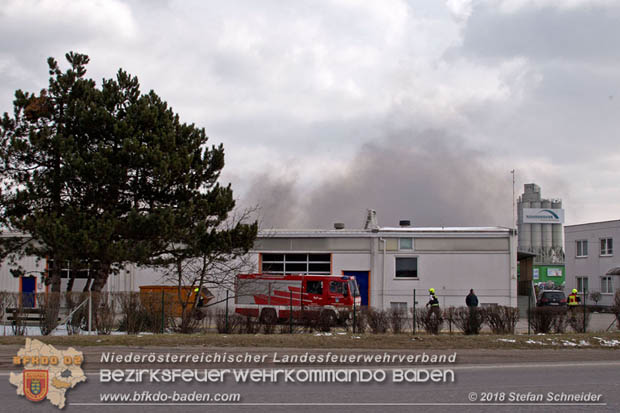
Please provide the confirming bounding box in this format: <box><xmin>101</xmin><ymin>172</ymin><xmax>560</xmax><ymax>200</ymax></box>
<box><xmin>352</xmin><ymin>288</ymin><xmax>357</xmax><ymax>334</ymax></box>
<box><xmin>88</xmin><ymin>290</ymin><xmax>92</xmax><ymax>335</ymax></box>
<box><xmin>225</xmin><ymin>290</ymin><xmax>229</xmax><ymax>333</ymax></box>
<box><xmin>527</xmin><ymin>286</ymin><xmax>531</xmax><ymax>335</ymax></box>
<box><xmin>412</xmin><ymin>289</ymin><xmax>416</xmax><ymax>335</ymax></box>
<box><xmin>582</xmin><ymin>290</ymin><xmax>587</xmax><ymax>333</ymax></box>
<box><xmin>160</xmin><ymin>290</ymin><xmax>165</xmax><ymax>334</ymax></box>
<box><xmin>289</xmin><ymin>290</ymin><xmax>293</xmax><ymax>334</ymax></box>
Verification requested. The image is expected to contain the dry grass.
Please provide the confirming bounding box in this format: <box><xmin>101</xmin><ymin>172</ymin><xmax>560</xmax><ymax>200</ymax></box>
<box><xmin>0</xmin><ymin>331</ymin><xmax>618</xmax><ymax>350</ymax></box>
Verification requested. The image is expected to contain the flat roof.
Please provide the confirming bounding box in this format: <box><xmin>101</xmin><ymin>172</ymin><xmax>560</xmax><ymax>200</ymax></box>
<box><xmin>259</xmin><ymin>226</ymin><xmax>512</xmax><ymax>238</ymax></box>
<box><xmin>565</xmin><ymin>219</ymin><xmax>620</xmax><ymax>228</ymax></box>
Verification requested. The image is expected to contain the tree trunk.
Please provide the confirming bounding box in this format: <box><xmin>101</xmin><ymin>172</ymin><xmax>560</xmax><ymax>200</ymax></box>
<box><xmin>66</xmin><ymin>272</ymin><xmax>75</xmax><ymax>292</ymax></box>
<box><xmin>90</xmin><ymin>262</ymin><xmax>111</xmax><ymax>292</ymax></box>
<box><xmin>82</xmin><ymin>277</ymin><xmax>92</xmax><ymax>292</ymax></box>
<box><xmin>89</xmin><ymin>262</ymin><xmax>111</xmax><ymax>333</ymax></box>
<box><xmin>49</xmin><ymin>263</ymin><xmax>62</xmax><ymax>293</ymax></box>
<box><xmin>47</xmin><ymin>257</ymin><xmax>62</xmax><ymax>332</ymax></box>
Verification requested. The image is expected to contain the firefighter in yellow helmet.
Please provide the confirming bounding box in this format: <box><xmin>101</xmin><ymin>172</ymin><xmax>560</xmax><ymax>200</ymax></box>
<box><xmin>567</xmin><ymin>288</ymin><xmax>580</xmax><ymax>313</ymax></box>
<box><xmin>426</xmin><ymin>288</ymin><xmax>441</xmax><ymax>319</ymax></box>
<box><xmin>194</xmin><ymin>287</ymin><xmax>205</xmax><ymax>307</ymax></box>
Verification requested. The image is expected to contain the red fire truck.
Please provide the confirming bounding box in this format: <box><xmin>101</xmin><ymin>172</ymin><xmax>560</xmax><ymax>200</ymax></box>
<box><xmin>235</xmin><ymin>273</ymin><xmax>361</xmax><ymax>325</ymax></box>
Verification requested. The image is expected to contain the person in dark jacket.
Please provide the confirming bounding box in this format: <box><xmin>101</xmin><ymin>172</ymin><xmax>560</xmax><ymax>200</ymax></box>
<box><xmin>466</xmin><ymin>289</ymin><xmax>479</xmax><ymax>308</ymax></box>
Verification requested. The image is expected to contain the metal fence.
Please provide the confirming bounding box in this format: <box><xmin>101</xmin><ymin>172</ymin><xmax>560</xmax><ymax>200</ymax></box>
<box><xmin>1</xmin><ymin>288</ymin><xmax>618</xmax><ymax>336</ymax></box>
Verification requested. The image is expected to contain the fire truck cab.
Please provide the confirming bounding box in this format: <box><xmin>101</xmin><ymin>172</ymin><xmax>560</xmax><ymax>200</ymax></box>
<box><xmin>235</xmin><ymin>273</ymin><xmax>361</xmax><ymax>325</ymax></box>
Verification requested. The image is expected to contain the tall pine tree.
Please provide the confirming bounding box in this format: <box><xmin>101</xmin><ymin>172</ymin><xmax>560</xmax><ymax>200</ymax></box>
<box><xmin>0</xmin><ymin>52</ymin><xmax>256</xmax><ymax>295</ymax></box>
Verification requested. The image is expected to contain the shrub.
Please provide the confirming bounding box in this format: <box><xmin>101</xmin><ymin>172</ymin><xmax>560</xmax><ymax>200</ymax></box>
<box><xmin>278</xmin><ymin>321</ymin><xmax>300</xmax><ymax>334</ymax></box>
<box><xmin>239</xmin><ymin>316</ymin><xmax>260</xmax><ymax>334</ymax></box>
<box><xmin>415</xmin><ymin>308</ymin><xmax>443</xmax><ymax>335</ymax></box>
<box><xmin>116</xmin><ymin>292</ymin><xmax>145</xmax><ymax>334</ymax></box>
<box><xmin>0</xmin><ymin>291</ymin><xmax>10</xmax><ymax>323</ymax></box>
<box><xmin>589</xmin><ymin>291</ymin><xmax>602</xmax><ymax>305</ymax></box>
<box><xmin>443</xmin><ymin>307</ymin><xmax>457</xmax><ymax>334</ymax></box>
<box><xmin>263</xmin><ymin>318</ymin><xmax>277</xmax><ymax>334</ymax></box>
<box><xmin>567</xmin><ymin>309</ymin><xmax>590</xmax><ymax>333</ymax></box>
<box><xmin>528</xmin><ymin>307</ymin><xmax>566</xmax><ymax>334</ymax></box>
<box><xmin>349</xmin><ymin>306</ymin><xmax>367</xmax><ymax>334</ymax></box>
<box><xmin>140</xmin><ymin>291</ymin><xmax>174</xmax><ymax>334</ymax></box>
<box><xmin>485</xmin><ymin>306</ymin><xmax>519</xmax><ymax>334</ymax></box>
<box><xmin>366</xmin><ymin>307</ymin><xmax>389</xmax><ymax>334</ymax></box>
<box><xmin>318</xmin><ymin>310</ymin><xmax>336</xmax><ymax>333</ymax></box>
<box><xmin>65</xmin><ymin>292</ymin><xmax>89</xmax><ymax>335</ymax></box>
<box><xmin>6</xmin><ymin>293</ymin><xmax>26</xmax><ymax>336</ymax></box>
<box><xmin>215</xmin><ymin>308</ymin><xmax>241</xmax><ymax>333</ymax></box>
<box><xmin>168</xmin><ymin>309</ymin><xmax>202</xmax><ymax>334</ymax></box>
<box><xmin>452</xmin><ymin>307</ymin><xmax>484</xmax><ymax>335</ymax></box>
<box><xmin>199</xmin><ymin>308</ymin><xmax>213</xmax><ymax>332</ymax></box>
<box><xmin>36</xmin><ymin>292</ymin><xmax>61</xmax><ymax>335</ymax></box>
<box><xmin>215</xmin><ymin>308</ymin><xmax>229</xmax><ymax>333</ymax></box>
<box><xmin>388</xmin><ymin>307</ymin><xmax>407</xmax><ymax>334</ymax></box>
<box><xmin>300</xmin><ymin>312</ymin><xmax>318</xmax><ymax>333</ymax></box>
<box><xmin>90</xmin><ymin>292</ymin><xmax>116</xmax><ymax>335</ymax></box>
<box><xmin>612</xmin><ymin>290</ymin><xmax>620</xmax><ymax>329</ymax></box>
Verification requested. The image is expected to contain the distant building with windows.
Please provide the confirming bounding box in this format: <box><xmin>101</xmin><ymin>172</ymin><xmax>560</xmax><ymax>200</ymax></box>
<box><xmin>252</xmin><ymin>211</ymin><xmax>518</xmax><ymax>309</ymax></box>
<box><xmin>565</xmin><ymin>220</ymin><xmax>620</xmax><ymax>306</ymax></box>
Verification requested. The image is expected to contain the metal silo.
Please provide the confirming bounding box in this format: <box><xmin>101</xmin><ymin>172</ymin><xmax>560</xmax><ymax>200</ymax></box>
<box><xmin>517</xmin><ymin>198</ymin><xmax>523</xmax><ymax>247</ymax></box>
<box><xmin>542</xmin><ymin>200</ymin><xmax>552</xmax><ymax>250</ymax></box>
<box><xmin>552</xmin><ymin>199</ymin><xmax>563</xmax><ymax>249</ymax></box>
<box><xmin>519</xmin><ymin>201</ymin><xmax>532</xmax><ymax>251</ymax></box>
<box><xmin>530</xmin><ymin>201</ymin><xmax>542</xmax><ymax>251</ymax></box>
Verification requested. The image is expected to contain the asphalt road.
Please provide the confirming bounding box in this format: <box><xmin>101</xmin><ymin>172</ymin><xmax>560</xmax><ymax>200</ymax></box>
<box><xmin>2</xmin><ymin>348</ymin><xmax>619</xmax><ymax>413</ymax></box>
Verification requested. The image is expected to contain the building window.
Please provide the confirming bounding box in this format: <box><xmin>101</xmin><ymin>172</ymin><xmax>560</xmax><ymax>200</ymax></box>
<box><xmin>261</xmin><ymin>253</ymin><xmax>331</xmax><ymax>275</ymax></box>
<box><xmin>399</xmin><ymin>238</ymin><xmax>413</xmax><ymax>250</ymax></box>
<box><xmin>576</xmin><ymin>276</ymin><xmax>589</xmax><ymax>293</ymax></box>
<box><xmin>576</xmin><ymin>240</ymin><xmax>588</xmax><ymax>257</ymax></box>
<box><xmin>48</xmin><ymin>260</ymin><xmax>96</xmax><ymax>279</ymax></box>
<box><xmin>600</xmin><ymin>238</ymin><xmax>613</xmax><ymax>256</ymax></box>
<box><xmin>390</xmin><ymin>302</ymin><xmax>408</xmax><ymax>313</ymax></box>
<box><xmin>395</xmin><ymin>257</ymin><xmax>418</xmax><ymax>278</ymax></box>
<box><xmin>601</xmin><ymin>276</ymin><xmax>613</xmax><ymax>294</ymax></box>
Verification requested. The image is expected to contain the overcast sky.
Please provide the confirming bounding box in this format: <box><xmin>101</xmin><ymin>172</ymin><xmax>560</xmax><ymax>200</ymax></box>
<box><xmin>1</xmin><ymin>0</ymin><xmax>619</xmax><ymax>229</ymax></box>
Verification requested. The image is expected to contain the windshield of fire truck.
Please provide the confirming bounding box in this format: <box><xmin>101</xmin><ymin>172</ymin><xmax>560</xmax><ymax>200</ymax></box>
<box><xmin>348</xmin><ymin>280</ymin><xmax>359</xmax><ymax>297</ymax></box>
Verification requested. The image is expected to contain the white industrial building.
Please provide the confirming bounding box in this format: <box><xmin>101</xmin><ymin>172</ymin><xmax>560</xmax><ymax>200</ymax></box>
<box><xmin>565</xmin><ymin>220</ymin><xmax>620</xmax><ymax>307</ymax></box>
<box><xmin>1</xmin><ymin>212</ymin><xmax>518</xmax><ymax>310</ymax></box>
<box><xmin>252</xmin><ymin>212</ymin><xmax>518</xmax><ymax>309</ymax></box>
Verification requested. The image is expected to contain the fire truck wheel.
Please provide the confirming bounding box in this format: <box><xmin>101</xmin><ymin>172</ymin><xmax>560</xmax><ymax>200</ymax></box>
<box><xmin>260</xmin><ymin>309</ymin><xmax>277</xmax><ymax>325</ymax></box>
<box><xmin>320</xmin><ymin>310</ymin><xmax>336</xmax><ymax>329</ymax></box>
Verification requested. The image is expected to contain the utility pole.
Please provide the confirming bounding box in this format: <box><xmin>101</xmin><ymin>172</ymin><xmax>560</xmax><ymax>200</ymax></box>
<box><xmin>511</xmin><ymin>169</ymin><xmax>516</xmax><ymax>228</ymax></box>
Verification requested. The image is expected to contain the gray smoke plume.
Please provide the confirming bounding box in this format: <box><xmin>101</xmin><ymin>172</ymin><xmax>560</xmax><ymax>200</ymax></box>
<box><xmin>244</xmin><ymin>129</ymin><xmax>515</xmax><ymax>229</ymax></box>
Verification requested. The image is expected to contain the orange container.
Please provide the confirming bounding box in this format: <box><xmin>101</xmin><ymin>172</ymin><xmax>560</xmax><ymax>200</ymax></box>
<box><xmin>139</xmin><ymin>285</ymin><xmax>213</xmax><ymax>317</ymax></box>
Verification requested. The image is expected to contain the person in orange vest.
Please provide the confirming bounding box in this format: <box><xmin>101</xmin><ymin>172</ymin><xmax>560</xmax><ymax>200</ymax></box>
<box><xmin>567</xmin><ymin>288</ymin><xmax>580</xmax><ymax>313</ymax></box>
